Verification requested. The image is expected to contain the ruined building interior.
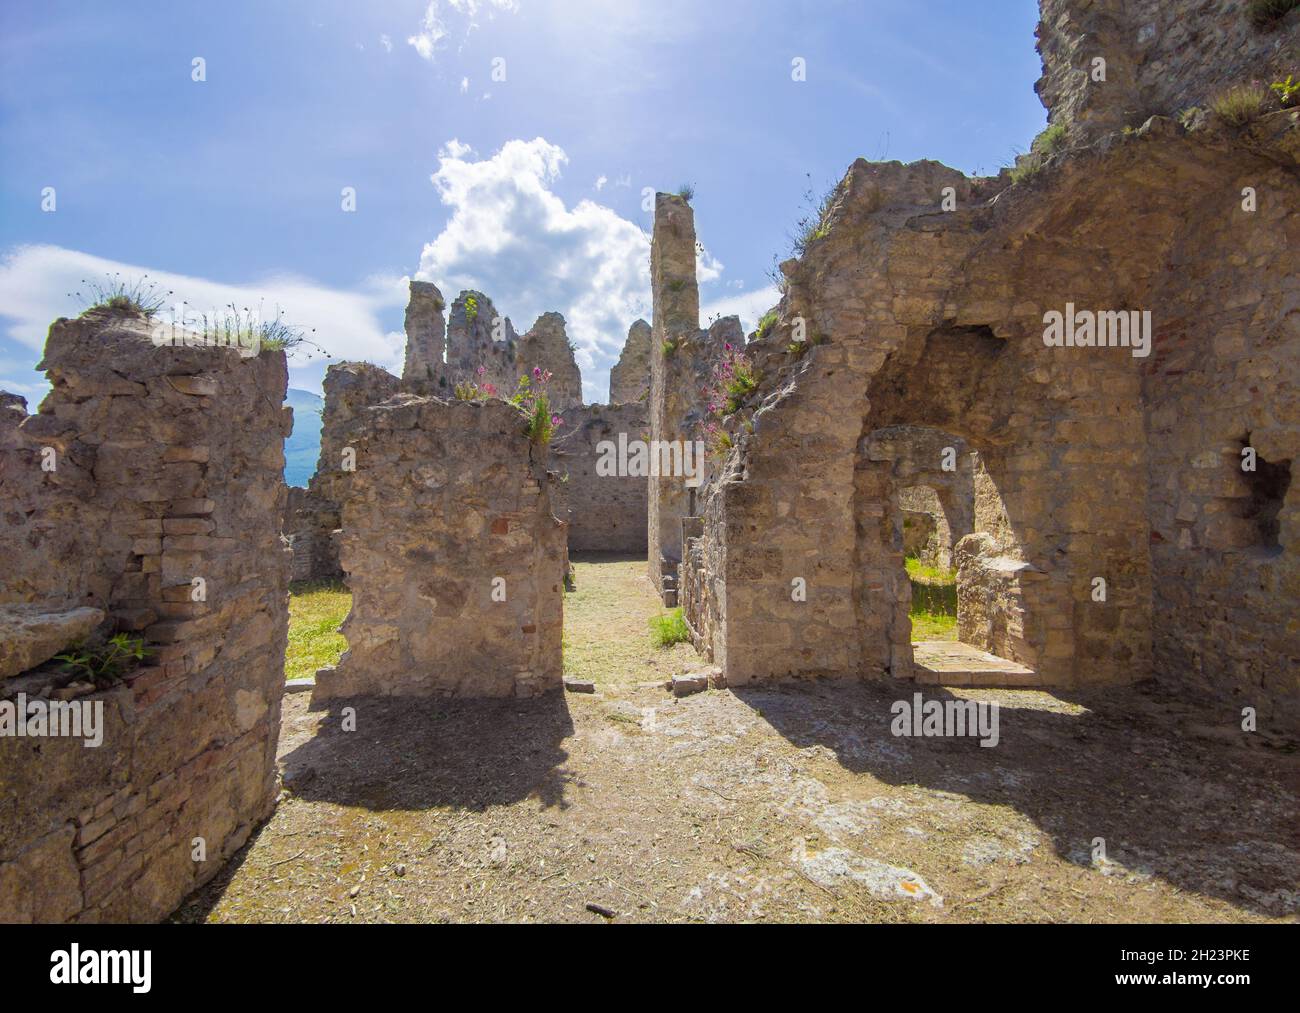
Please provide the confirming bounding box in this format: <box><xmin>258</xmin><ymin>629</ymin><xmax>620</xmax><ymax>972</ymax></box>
<box><xmin>1</xmin><ymin>0</ymin><xmax>1297</xmax><ymax>928</ymax></box>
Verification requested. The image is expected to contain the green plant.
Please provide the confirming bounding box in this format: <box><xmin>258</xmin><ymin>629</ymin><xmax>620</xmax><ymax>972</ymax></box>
<box><xmin>1178</xmin><ymin>106</ymin><xmax>1204</xmax><ymax>130</ymax></box>
<box><xmin>649</xmin><ymin>607</ymin><xmax>690</xmax><ymax>647</ymax></box>
<box><xmin>1270</xmin><ymin>74</ymin><xmax>1300</xmax><ymax>106</ymax></box>
<box><xmin>1249</xmin><ymin>0</ymin><xmax>1299</xmax><ymax>28</ymax></box>
<box><xmin>509</xmin><ymin>368</ymin><xmax>562</xmax><ymax>445</ymax></box>
<box><xmin>792</xmin><ymin>175</ymin><xmax>837</xmax><ymax>257</ymax></box>
<box><xmin>676</xmin><ymin>183</ymin><xmax>695</xmax><ymax>202</ymax></box>
<box><xmin>55</xmin><ymin>633</ymin><xmax>148</xmax><ymax>687</ymax></box>
<box><xmin>1211</xmin><ymin>83</ymin><xmax>1268</xmax><ymax>126</ymax></box>
<box><xmin>464</xmin><ymin>294</ymin><xmax>479</xmax><ymax>324</ymax></box>
<box><xmin>661</xmin><ymin>338</ymin><xmax>678</xmax><ymax>357</ymax></box>
<box><xmin>71</xmin><ymin>273</ymin><xmax>171</xmax><ymax>318</ymax></box>
<box><xmin>1009</xmin><ymin>122</ymin><xmax>1068</xmax><ymax>184</ymax></box>
<box><xmin>788</xmin><ymin>339</ymin><xmax>809</xmax><ymax>358</ymax></box>
<box><xmin>754</xmin><ymin>309</ymin><xmax>778</xmax><ymax>341</ymax></box>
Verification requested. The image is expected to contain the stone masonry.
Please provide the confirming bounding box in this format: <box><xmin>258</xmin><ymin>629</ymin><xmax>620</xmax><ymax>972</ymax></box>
<box><xmin>553</xmin><ymin>402</ymin><xmax>649</xmax><ymax>553</ymax></box>
<box><xmin>671</xmin><ymin>6</ymin><xmax>1298</xmax><ymax>729</ymax></box>
<box><xmin>0</xmin><ymin>311</ymin><xmax>290</xmax><ymax>921</ymax></box>
<box><xmin>312</xmin><ymin>396</ymin><xmax>565</xmax><ymax>700</ymax></box>
<box><xmin>609</xmin><ymin>319</ymin><xmax>652</xmax><ymax>405</ymax></box>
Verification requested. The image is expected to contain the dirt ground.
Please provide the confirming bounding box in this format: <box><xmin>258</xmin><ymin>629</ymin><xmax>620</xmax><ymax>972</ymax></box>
<box><xmin>175</xmin><ymin>555</ymin><xmax>1300</xmax><ymax>924</ymax></box>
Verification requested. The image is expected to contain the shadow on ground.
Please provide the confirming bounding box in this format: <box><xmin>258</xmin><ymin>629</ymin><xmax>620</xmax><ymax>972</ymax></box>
<box><xmin>732</xmin><ymin>677</ymin><xmax>1300</xmax><ymax>919</ymax></box>
<box><xmin>281</xmin><ymin>691</ymin><xmax>576</xmax><ymax>812</ymax></box>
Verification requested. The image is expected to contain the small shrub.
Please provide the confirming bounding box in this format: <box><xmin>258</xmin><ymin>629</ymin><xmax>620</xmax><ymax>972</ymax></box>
<box><xmin>676</xmin><ymin>183</ymin><xmax>695</xmax><ymax>202</ymax></box>
<box><xmin>792</xmin><ymin>179</ymin><xmax>836</xmax><ymax>257</ymax></box>
<box><xmin>754</xmin><ymin>309</ymin><xmax>778</xmax><ymax>341</ymax></box>
<box><xmin>1249</xmin><ymin>0</ymin><xmax>1299</xmax><ymax>28</ymax></box>
<box><xmin>1009</xmin><ymin>122</ymin><xmax>1068</xmax><ymax>184</ymax></box>
<box><xmin>71</xmin><ymin>273</ymin><xmax>171</xmax><ymax>318</ymax></box>
<box><xmin>1270</xmin><ymin>74</ymin><xmax>1300</xmax><ymax>106</ymax></box>
<box><xmin>650</xmin><ymin>607</ymin><xmax>690</xmax><ymax>647</ymax></box>
<box><xmin>464</xmin><ymin>294</ymin><xmax>479</xmax><ymax>324</ymax></box>
<box><xmin>1211</xmin><ymin>83</ymin><xmax>1268</xmax><ymax>126</ymax></box>
<box><xmin>509</xmin><ymin>368</ymin><xmax>563</xmax><ymax>445</ymax></box>
<box><xmin>661</xmin><ymin>338</ymin><xmax>678</xmax><ymax>357</ymax></box>
<box><xmin>55</xmin><ymin>633</ymin><xmax>148</xmax><ymax>688</ymax></box>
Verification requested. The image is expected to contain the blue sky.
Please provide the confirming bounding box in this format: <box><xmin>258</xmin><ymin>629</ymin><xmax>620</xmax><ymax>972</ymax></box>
<box><xmin>0</xmin><ymin>0</ymin><xmax>1046</xmax><ymax>405</ymax></box>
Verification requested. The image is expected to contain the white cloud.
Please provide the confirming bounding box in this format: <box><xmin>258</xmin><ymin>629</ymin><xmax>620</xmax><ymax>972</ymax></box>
<box><xmin>380</xmin><ymin>34</ymin><xmax>393</xmax><ymax>52</ymax></box>
<box><xmin>0</xmin><ymin>245</ymin><xmax>407</xmax><ymax>397</ymax></box>
<box><xmin>701</xmin><ymin>285</ymin><xmax>782</xmax><ymax>335</ymax></box>
<box><xmin>417</xmin><ymin>138</ymin><xmax>652</xmax><ymax>400</ymax></box>
<box><xmin>595</xmin><ymin>175</ymin><xmax>608</xmax><ymax>191</ymax></box>
<box><xmin>415</xmin><ymin>137</ymin><xmax>753</xmax><ymax>401</ymax></box>
<box><xmin>459</xmin><ymin>76</ymin><xmax>469</xmax><ymax>93</ymax></box>
<box><xmin>408</xmin><ymin>0</ymin><xmax>519</xmax><ymax>62</ymax></box>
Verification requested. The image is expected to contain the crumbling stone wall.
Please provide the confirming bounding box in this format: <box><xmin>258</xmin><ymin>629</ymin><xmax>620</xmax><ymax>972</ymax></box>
<box><xmin>283</xmin><ymin>361</ymin><xmax>401</xmax><ymax>582</ymax></box>
<box><xmin>518</xmin><ymin>312</ymin><xmax>582</xmax><ymax>411</ymax></box>
<box><xmin>313</xmin><ymin>397</ymin><xmax>565</xmax><ymax>700</ymax></box>
<box><xmin>0</xmin><ymin>312</ymin><xmax>290</xmax><ymax>921</ymax></box>
<box><xmin>445</xmin><ymin>290</ymin><xmax>520</xmax><ymax>395</ymax></box>
<box><xmin>402</xmin><ymin>279</ymin><xmax>449</xmax><ymax>394</ymax></box>
<box><xmin>553</xmin><ymin>402</ymin><xmax>648</xmax><ymax>553</ymax></box>
<box><xmin>867</xmin><ymin>425</ymin><xmax>976</xmax><ymax>571</ymax></box>
<box><xmin>1141</xmin><ymin>130</ymin><xmax>1299</xmax><ymax>721</ymax></box>
<box><xmin>683</xmin><ymin>101</ymin><xmax>1296</xmax><ymax>716</ymax></box>
<box><xmin>647</xmin><ymin>192</ymin><xmax>740</xmax><ymax>604</ymax></box>
<box><xmin>609</xmin><ymin>319</ymin><xmax>651</xmax><ymax>405</ymax></box>
<box><xmin>1036</xmin><ymin>0</ymin><xmax>1299</xmax><ymax>138</ymax></box>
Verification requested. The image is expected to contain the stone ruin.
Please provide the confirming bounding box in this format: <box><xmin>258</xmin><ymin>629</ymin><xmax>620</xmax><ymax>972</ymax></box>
<box><xmin>1</xmin><ymin>0</ymin><xmax>1296</xmax><ymax>924</ymax></box>
<box><xmin>672</xmin><ymin>2</ymin><xmax>1299</xmax><ymax>726</ymax></box>
<box><xmin>1</xmin><ymin>315</ymin><xmax>290</xmax><ymax>921</ymax></box>
<box><xmin>286</xmin><ymin>280</ymin><xmax>648</xmax><ymax>581</ymax></box>
<box><xmin>312</xmin><ymin>397</ymin><xmax>565</xmax><ymax>700</ymax></box>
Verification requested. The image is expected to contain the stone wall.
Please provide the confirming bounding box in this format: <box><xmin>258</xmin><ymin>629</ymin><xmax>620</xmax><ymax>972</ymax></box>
<box><xmin>647</xmin><ymin>192</ymin><xmax>739</xmax><ymax>603</ymax></box>
<box><xmin>1036</xmin><ymin>0</ymin><xmax>1299</xmax><ymax>138</ymax></box>
<box><xmin>402</xmin><ymin>279</ymin><xmax>449</xmax><ymax>394</ymax></box>
<box><xmin>313</xmin><ymin>396</ymin><xmax>565</xmax><ymax>700</ymax></box>
<box><xmin>681</xmin><ymin>107</ymin><xmax>1296</xmax><ymax>719</ymax></box>
<box><xmin>553</xmin><ymin>402</ymin><xmax>648</xmax><ymax>553</ymax></box>
<box><xmin>609</xmin><ymin>319</ymin><xmax>651</xmax><ymax>405</ymax></box>
<box><xmin>518</xmin><ymin>312</ymin><xmax>582</xmax><ymax>411</ymax></box>
<box><xmin>0</xmin><ymin>311</ymin><xmax>290</xmax><ymax>921</ymax></box>
<box><xmin>867</xmin><ymin>425</ymin><xmax>976</xmax><ymax>571</ymax></box>
<box><xmin>283</xmin><ymin>361</ymin><xmax>401</xmax><ymax>582</ymax></box>
<box><xmin>1141</xmin><ymin>126</ymin><xmax>1299</xmax><ymax>724</ymax></box>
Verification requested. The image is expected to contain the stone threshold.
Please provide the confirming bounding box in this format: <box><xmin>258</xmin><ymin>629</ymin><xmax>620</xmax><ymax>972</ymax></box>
<box><xmin>911</xmin><ymin>640</ymin><xmax>1038</xmax><ymax>688</ymax></box>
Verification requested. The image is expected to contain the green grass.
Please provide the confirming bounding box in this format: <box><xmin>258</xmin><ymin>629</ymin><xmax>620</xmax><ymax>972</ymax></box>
<box><xmin>1211</xmin><ymin>84</ymin><xmax>1268</xmax><ymax>126</ymax></box>
<box><xmin>1009</xmin><ymin>122</ymin><xmax>1068</xmax><ymax>184</ymax></box>
<box><xmin>650</xmin><ymin>607</ymin><xmax>691</xmax><ymax>648</ymax></box>
<box><xmin>563</xmin><ymin>555</ymin><xmax>697</xmax><ymax>689</ymax></box>
<box><xmin>286</xmin><ymin>580</ymin><xmax>350</xmax><ymax>681</ymax></box>
<box><xmin>905</xmin><ymin>556</ymin><xmax>957</xmax><ymax>642</ymax></box>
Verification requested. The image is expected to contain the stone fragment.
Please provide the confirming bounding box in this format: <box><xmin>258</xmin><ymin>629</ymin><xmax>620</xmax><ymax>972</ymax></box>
<box><xmin>0</xmin><ymin>605</ymin><xmax>105</xmax><ymax>678</ymax></box>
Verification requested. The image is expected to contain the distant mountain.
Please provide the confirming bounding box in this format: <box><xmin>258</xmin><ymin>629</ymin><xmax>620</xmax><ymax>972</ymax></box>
<box><xmin>284</xmin><ymin>388</ymin><xmax>323</xmax><ymax>488</ymax></box>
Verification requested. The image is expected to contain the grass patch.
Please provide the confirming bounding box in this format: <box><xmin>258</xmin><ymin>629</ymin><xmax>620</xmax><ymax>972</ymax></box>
<box><xmin>563</xmin><ymin>555</ymin><xmax>696</xmax><ymax>689</ymax></box>
<box><xmin>1211</xmin><ymin>84</ymin><xmax>1268</xmax><ymax>126</ymax></box>
<box><xmin>650</xmin><ymin>607</ymin><xmax>691</xmax><ymax>648</ymax></box>
<box><xmin>754</xmin><ymin>309</ymin><xmax>778</xmax><ymax>341</ymax></box>
<box><xmin>906</xmin><ymin>556</ymin><xmax>957</xmax><ymax>642</ymax></box>
<box><xmin>1249</xmin><ymin>0</ymin><xmax>1299</xmax><ymax>28</ymax></box>
<box><xmin>1009</xmin><ymin>122</ymin><xmax>1068</xmax><ymax>184</ymax></box>
<box><xmin>286</xmin><ymin>579</ymin><xmax>350</xmax><ymax>681</ymax></box>
<box><xmin>72</xmin><ymin>273</ymin><xmax>171</xmax><ymax>318</ymax></box>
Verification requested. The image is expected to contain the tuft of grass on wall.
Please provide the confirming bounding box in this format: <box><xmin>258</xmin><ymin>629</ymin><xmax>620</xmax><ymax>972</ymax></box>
<box><xmin>1210</xmin><ymin>83</ymin><xmax>1268</xmax><ymax>126</ymax></box>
